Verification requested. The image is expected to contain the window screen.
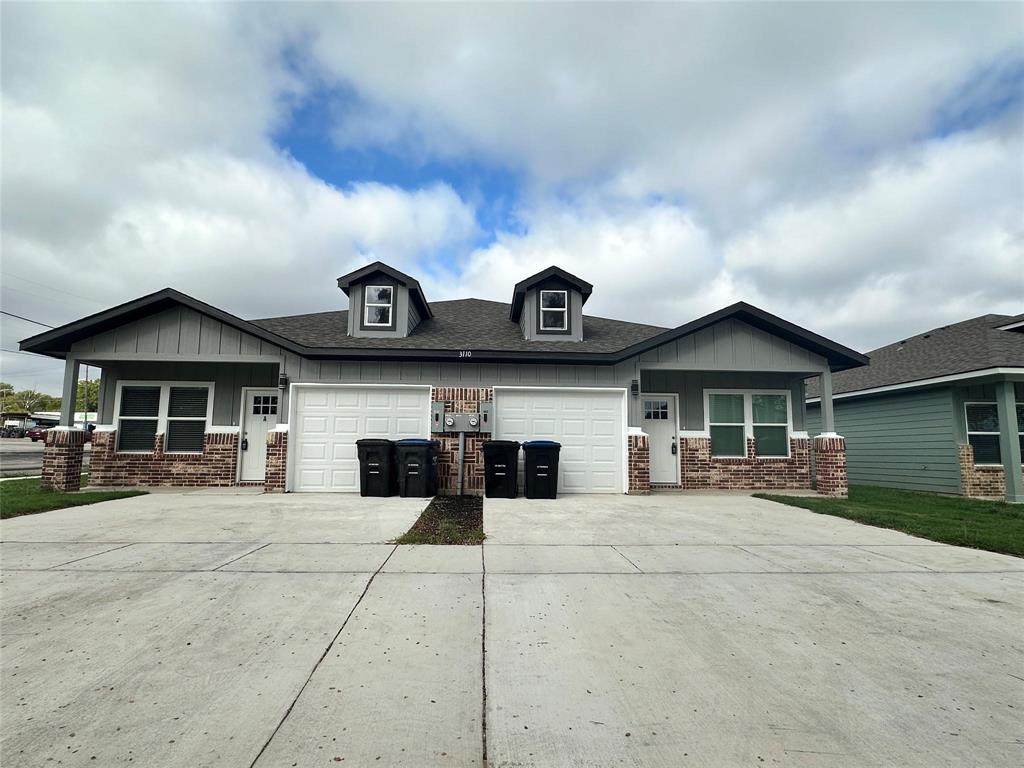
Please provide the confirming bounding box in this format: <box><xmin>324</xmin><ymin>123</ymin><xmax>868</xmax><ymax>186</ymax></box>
<box><xmin>116</xmin><ymin>386</ymin><xmax>160</xmax><ymax>452</ymax></box>
<box><xmin>965</xmin><ymin>403</ymin><xmax>1000</xmax><ymax>464</ymax></box>
<box><xmin>165</xmin><ymin>387</ymin><xmax>209</xmax><ymax>452</ymax></box>
<box><xmin>709</xmin><ymin>393</ymin><xmax>745</xmax><ymax>457</ymax></box>
<box><xmin>752</xmin><ymin>394</ymin><xmax>789</xmax><ymax>457</ymax></box>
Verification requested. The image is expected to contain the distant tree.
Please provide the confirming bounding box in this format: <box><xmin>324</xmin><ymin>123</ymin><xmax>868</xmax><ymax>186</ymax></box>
<box><xmin>5</xmin><ymin>389</ymin><xmax>60</xmax><ymax>412</ymax></box>
<box><xmin>0</xmin><ymin>382</ymin><xmax>14</xmax><ymax>412</ymax></box>
<box><xmin>76</xmin><ymin>379</ymin><xmax>100</xmax><ymax>413</ymax></box>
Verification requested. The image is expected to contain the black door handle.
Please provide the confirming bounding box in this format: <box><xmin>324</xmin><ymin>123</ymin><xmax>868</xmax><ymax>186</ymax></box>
<box><xmin>241</xmin><ymin>438</ymin><xmax>249</xmax><ymax>451</ymax></box>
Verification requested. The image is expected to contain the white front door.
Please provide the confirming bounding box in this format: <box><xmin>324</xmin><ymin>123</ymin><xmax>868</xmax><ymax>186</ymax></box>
<box><xmin>643</xmin><ymin>396</ymin><xmax>679</xmax><ymax>484</ymax></box>
<box><xmin>493</xmin><ymin>388</ymin><xmax>625</xmax><ymax>493</ymax></box>
<box><xmin>240</xmin><ymin>390</ymin><xmax>279</xmax><ymax>482</ymax></box>
<box><xmin>291</xmin><ymin>385</ymin><xmax>432</xmax><ymax>492</ymax></box>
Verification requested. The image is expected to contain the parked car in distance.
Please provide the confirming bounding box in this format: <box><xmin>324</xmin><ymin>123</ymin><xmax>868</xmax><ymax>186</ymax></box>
<box><xmin>26</xmin><ymin>425</ymin><xmax>49</xmax><ymax>442</ymax></box>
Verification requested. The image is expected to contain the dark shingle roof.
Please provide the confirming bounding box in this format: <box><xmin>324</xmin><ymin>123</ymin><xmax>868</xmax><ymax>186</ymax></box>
<box><xmin>249</xmin><ymin>298</ymin><xmax>667</xmax><ymax>354</ymax></box>
<box><xmin>808</xmin><ymin>313</ymin><xmax>1024</xmax><ymax>397</ymax></box>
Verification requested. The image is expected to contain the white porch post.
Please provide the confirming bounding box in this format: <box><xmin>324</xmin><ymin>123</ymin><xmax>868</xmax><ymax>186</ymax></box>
<box><xmin>819</xmin><ymin>368</ymin><xmax>836</xmax><ymax>434</ymax></box>
<box><xmin>995</xmin><ymin>380</ymin><xmax>1023</xmax><ymax>503</ymax></box>
<box><xmin>59</xmin><ymin>357</ymin><xmax>80</xmax><ymax>427</ymax></box>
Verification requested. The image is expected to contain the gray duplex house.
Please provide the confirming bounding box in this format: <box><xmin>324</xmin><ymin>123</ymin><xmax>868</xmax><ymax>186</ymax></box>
<box><xmin>806</xmin><ymin>314</ymin><xmax>1024</xmax><ymax>502</ymax></box>
<box><xmin>22</xmin><ymin>262</ymin><xmax>866</xmax><ymax>497</ymax></box>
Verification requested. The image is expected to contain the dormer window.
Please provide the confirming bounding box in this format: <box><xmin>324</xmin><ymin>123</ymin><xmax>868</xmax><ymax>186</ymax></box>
<box><xmin>363</xmin><ymin>286</ymin><xmax>393</xmax><ymax>327</ymax></box>
<box><xmin>540</xmin><ymin>290</ymin><xmax>568</xmax><ymax>331</ymax></box>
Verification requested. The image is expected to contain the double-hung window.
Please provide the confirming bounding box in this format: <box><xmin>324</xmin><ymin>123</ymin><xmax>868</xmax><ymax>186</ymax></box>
<box><xmin>707</xmin><ymin>390</ymin><xmax>792</xmax><ymax>458</ymax></box>
<box><xmin>363</xmin><ymin>286</ymin><xmax>393</xmax><ymax>327</ymax></box>
<box><xmin>115</xmin><ymin>382</ymin><xmax>214</xmax><ymax>454</ymax></box>
<box><xmin>965</xmin><ymin>402</ymin><xmax>1002</xmax><ymax>465</ymax></box>
<box><xmin>539</xmin><ymin>290</ymin><xmax>568</xmax><ymax>331</ymax></box>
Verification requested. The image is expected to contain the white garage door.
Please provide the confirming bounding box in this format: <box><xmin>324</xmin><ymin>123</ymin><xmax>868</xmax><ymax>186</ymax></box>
<box><xmin>291</xmin><ymin>386</ymin><xmax>431</xmax><ymax>492</ymax></box>
<box><xmin>494</xmin><ymin>388</ymin><xmax>625</xmax><ymax>494</ymax></box>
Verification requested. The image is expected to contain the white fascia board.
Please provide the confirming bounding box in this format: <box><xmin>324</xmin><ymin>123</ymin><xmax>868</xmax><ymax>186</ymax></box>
<box><xmin>995</xmin><ymin>320</ymin><xmax>1024</xmax><ymax>331</ymax></box>
<box><xmin>806</xmin><ymin>367</ymin><xmax>1024</xmax><ymax>403</ymax></box>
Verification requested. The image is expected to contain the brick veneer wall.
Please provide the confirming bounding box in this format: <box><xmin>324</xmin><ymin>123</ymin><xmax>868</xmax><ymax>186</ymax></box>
<box><xmin>41</xmin><ymin>428</ymin><xmax>87</xmax><ymax>491</ymax></box>
<box><xmin>264</xmin><ymin>430</ymin><xmax>288</xmax><ymax>493</ymax></box>
<box><xmin>958</xmin><ymin>444</ymin><xmax>1008</xmax><ymax>499</ymax></box>
<box><xmin>88</xmin><ymin>430</ymin><xmax>239</xmax><ymax>487</ymax></box>
<box><xmin>431</xmin><ymin>387</ymin><xmax>493</xmax><ymax>495</ymax></box>
<box><xmin>680</xmin><ymin>436</ymin><xmax>812</xmax><ymax>491</ymax></box>
<box><xmin>813</xmin><ymin>436</ymin><xmax>848</xmax><ymax>498</ymax></box>
<box><xmin>627</xmin><ymin>434</ymin><xmax>651</xmax><ymax>495</ymax></box>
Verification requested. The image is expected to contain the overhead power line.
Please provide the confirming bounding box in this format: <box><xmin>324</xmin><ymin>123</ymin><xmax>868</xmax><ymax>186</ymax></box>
<box><xmin>0</xmin><ymin>310</ymin><xmax>54</xmax><ymax>328</ymax></box>
<box><xmin>1</xmin><ymin>347</ymin><xmax>54</xmax><ymax>358</ymax></box>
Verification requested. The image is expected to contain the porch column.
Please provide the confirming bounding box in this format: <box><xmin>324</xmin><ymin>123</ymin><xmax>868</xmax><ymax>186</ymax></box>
<box><xmin>59</xmin><ymin>357</ymin><xmax>80</xmax><ymax>426</ymax></box>
<box><xmin>995</xmin><ymin>380</ymin><xmax>1023</xmax><ymax>503</ymax></box>
<box><xmin>819</xmin><ymin>368</ymin><xmax>836</xmax><ymax>434</ymax></box>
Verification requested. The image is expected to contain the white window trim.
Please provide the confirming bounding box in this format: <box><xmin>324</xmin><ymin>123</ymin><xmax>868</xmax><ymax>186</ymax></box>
<box><xmin>113</xmin><ymin>381</ymin><xmax>215</xmax><ymax>454</ymax></box>
<box><xmin>363</xmin><ymin>285</ymin><xmax>394</xmax><ymax>327</ymax></box>
<box><xmin>963</xmin><ymin>401</ymin><xmax>1004</xmax><ymax>467</ymax></box>
<box><xmin>704</xmin><ymin>389</ymin><xmax>793</xmax><ymax>459</ymax></box>
<box><xmin>539</xmin><ymin>289</ymin><xmax>568</xmax><ymax>331</ymax></box>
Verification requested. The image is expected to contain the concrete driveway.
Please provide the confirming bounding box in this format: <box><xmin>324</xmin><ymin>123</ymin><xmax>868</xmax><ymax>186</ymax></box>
<box><xmin>1</xmin><ymin>492</ymin><xmax>1022</xmax><ymax>767</ymax></box>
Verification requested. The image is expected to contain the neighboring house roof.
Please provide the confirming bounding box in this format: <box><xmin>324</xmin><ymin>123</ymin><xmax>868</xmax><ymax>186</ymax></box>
<box><xmin>509</xmin><ymin>265</ymin><xmax>594</xmax><ymax>321</ymax></box>
<box><xmin>19</xmin><ymin>288</ymin><xmax>867</xmax><ymax>369</ymax></box>
<box><xmin>335</xmin><ymin>261</ymin><xmax>433</xmax><ymax>319</ymax></box>
<box><xmin>807</xmin><ymin>313</ymin><xmax>1024</xmax><ymax>397</ymax></box>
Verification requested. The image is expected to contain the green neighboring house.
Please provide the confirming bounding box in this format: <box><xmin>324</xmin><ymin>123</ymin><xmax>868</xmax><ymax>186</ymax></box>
<box><xmin>806</xmin><ymin>314</ymin><xmax>1024</xmax><ymax>502</ymax></box>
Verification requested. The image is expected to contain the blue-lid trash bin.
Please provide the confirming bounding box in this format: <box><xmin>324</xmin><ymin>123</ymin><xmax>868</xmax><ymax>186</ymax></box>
<box><xmin>522</xmin><ymin>440</ymin><xmax>561</xmax><ymax>499</ymax></box>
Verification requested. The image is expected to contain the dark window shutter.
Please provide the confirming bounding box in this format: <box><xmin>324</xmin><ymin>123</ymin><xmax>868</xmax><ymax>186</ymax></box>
<box><xmin>119</xmin><ymin>387</ymin><xmax>160</xmax><ymax>417</ymax></box>
<box><xmin>117</xmin><ymin>420</ymin><xmax>158</xmax><ymax>451</ymax></box>
<box><xmin>166</xmin><ymin>421</ymin><xmax>206</xmax><ymax>452</ymax></box>
<box><xmin>168</xmin><ymin>387</ymin><xmax>209</xmax><ymax>418</ymax></box>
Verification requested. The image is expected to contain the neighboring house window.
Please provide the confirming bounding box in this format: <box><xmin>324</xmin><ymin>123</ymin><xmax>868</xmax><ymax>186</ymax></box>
<box><xmin>539</xmin><ymin>290</ymin><xmax>568</xmax><ymax>331</ymax></box>
<box><xmin>706</xmin><ymin>390</ymin><xmax>792</xmax><ymax>458</ymax></box>
<box><xmin>115</xmin><ymin>382</ymin><xmax>214</xmax><ymax>454</ymax></box>
<box><xmin>965</xmin><ymin>402</ymin><xmax>1002</xmax><ymax>464</ymax></box>
<box><xmin>708</xmin><ymin>393</ymin><xmax>746</xmax><ymax>457</ymax></box>
<box><xmin>363</xmin><ymin>285</ymin><xmax>393</xmax><ymax>327</ymax></box>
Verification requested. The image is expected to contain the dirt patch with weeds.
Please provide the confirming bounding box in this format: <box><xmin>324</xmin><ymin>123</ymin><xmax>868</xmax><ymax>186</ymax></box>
<box><xmin>394</xmin><ymin>495</ymin><xmax>484</xmax><ymax>545</ymax></box>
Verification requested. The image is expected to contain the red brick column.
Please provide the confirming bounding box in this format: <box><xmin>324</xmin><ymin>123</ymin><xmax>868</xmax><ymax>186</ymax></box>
<box><xmin>431</xmin><ymin>387</ymin><xmax>493</xmax><ymax>495</ymax></box>
<box><xmin>627</xmin><ymin>433</ymin><xmax>651</xmax><ymax>495</ymax></box>
<box><xmin>264</xmin><ymin>429</ymin><xmax>288</xmax><ymax>493</ymax></box>
<box><xmin>41</xmin><ymin>428</ymin><xmax>87</xmax><ymax>491</ymax></box>
<box><xmin>958</xmin><ymin>444</ymin><xmax>1006</xmax><ymax>499</ymax></box>
<box><xmin>814</xmin><ymin>435</ymin><xmax>848</xmax><ymax>498</ymax></box>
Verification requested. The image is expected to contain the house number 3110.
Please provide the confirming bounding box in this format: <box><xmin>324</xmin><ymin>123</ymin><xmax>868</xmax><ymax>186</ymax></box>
<box><xmin>458</xmin><ymin>350</ymin><xmax>472</xmax><ymax>358</ymax></box>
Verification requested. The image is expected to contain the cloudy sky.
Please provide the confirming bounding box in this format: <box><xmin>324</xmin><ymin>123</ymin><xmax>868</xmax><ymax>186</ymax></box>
<box><xmin>2</xmin><ymin>1</ymin><xmax>1022</xmax><ymax>394</ymax></box>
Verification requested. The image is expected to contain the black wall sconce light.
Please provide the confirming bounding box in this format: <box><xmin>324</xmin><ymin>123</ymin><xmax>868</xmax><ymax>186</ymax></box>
<box><xmin>278</xmin><ymin>372</ymin><xmax>289</xmax><ymax>389</ymax></box>
<box><xmin>630</xmin><ymin>379</ymin><xmax>640</xmax><ymax>397</ymax></box>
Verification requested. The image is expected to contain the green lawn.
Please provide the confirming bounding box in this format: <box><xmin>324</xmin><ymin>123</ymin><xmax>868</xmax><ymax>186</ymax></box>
<box><xmin>0</xmin><ymin>476</ymin><xmax>146</xmax><ymax>519</ymax></box>
<box><xmin>756</xmin><ymin>485</ymin><xmax>1024</xmax><ymax>557</ymax></box>
<box><xmin>394</xmin><ymin>495</ymin><xmax>485</xmax><ymax>545</ymax></box>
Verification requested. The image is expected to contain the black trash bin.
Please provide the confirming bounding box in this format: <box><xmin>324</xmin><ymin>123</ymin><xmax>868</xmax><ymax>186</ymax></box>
<box><xmin>523</xmin><ymin>440</ymin><xmax>561</xmax><ymax>499</ymax></box>
<box><xmin>483</xmin><ymin>440</ymin><xmax>520</xmax><ymax>498</ymax></box>
<box><xmin>394</xmin><ymin>438</ymin><xmax>441</xmax><ymax>497</ymax></box>
<box><xmin>356</xmin><ymin>439</ymin><xmax>396</xmax><ymax>497</ymax></box>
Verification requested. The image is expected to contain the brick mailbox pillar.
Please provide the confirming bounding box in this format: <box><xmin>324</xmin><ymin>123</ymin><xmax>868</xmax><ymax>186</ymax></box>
<box><xmin>814</xmin><ymin>435</ymin><xmax>848</xmax><ymax>498</ymax></box>
<box><xmin>41</xmin><ymin>428</ymin><xmax>87</xmax><ymax>492</ymax></box>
